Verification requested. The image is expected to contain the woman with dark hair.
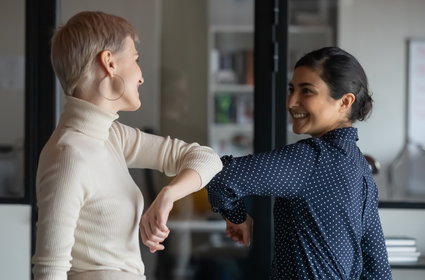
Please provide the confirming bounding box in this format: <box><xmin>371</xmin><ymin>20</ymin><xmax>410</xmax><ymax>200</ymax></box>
<box><xmin>206</xmin><ymin>47</ymin><xmax>392</xmax><ymax>279</ymax></box>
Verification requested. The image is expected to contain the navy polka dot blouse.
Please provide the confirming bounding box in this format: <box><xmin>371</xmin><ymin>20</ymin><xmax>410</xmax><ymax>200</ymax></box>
<box><xmin>207</xmin><ymin>127</ymin><xmax>392</xmax><ymax>279</ymax></box>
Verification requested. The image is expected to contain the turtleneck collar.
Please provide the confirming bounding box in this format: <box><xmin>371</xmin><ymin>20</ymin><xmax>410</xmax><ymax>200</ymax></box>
<box><xmin>59</xmin><ymin>96</ymin><xmax>119</xmax><ymax>141</ymax></box>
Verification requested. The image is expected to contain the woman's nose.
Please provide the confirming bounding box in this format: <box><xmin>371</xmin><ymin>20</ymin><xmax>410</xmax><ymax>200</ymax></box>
<box><xmin>139</xmin><ymin>77</ymin><xmax>144</xmax><ymax>86</ymax></box>
<box><xmin>286</xmin><ymin>93</ymin><xmax>298</xmax><ymax>108</ymax></box>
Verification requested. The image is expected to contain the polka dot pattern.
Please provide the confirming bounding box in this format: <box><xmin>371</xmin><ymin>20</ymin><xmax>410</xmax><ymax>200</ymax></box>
<box><xmin>207</xmin><ymin>127</ymin><xmax>392</xmax><ymax>279</ymax></box>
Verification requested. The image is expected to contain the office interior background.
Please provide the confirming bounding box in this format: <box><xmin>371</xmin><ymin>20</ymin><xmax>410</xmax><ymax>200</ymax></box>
<box><xmin>1</xmin><ymin>0</ymin><xmax>425</xmax><ymax>279</ymax></box>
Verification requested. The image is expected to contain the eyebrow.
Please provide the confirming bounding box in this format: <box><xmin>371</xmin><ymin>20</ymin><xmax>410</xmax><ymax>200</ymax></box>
<box><xmin>288</xmin><ymin>82</ymin><xmax>315</xmax><ymax>87</ymax></box>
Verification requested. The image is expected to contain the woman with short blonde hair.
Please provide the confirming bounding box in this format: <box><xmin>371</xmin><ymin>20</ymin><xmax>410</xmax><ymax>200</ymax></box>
<box><xmin>32</xmin><ymin>11</ymin><xmax>222</xmax><ymax>280</ymax></box>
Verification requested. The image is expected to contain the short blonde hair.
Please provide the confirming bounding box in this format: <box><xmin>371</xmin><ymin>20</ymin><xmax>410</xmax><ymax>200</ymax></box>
<box><xmin>51</xmin><ymin>11</ymin><xmax>138</xmax><ymax>96</ymax></box>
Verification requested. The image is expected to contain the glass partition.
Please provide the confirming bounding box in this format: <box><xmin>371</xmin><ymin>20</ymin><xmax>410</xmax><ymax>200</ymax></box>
<box><xmin>159</xmin><ymin>1</ymin><xmax>254</xmax><ymax>279</ymax></box>
<box><xmin>0</xmin><ymin>0</ymin><xmax>25</xmax><ymax>199</ymax></box>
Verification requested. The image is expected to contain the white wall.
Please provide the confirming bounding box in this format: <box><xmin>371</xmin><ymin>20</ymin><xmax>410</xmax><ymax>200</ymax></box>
<box><xmin>338</xmin><ymin>0</ymin><xmax>425</xmax><ymax>192</ymax></box>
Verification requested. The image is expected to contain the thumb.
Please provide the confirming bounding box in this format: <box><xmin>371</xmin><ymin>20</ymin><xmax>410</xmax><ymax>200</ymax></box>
<box><xmin>157</xmin><ymin>211</ymin><xmax>170</xmax><ymax>232</ymax></box>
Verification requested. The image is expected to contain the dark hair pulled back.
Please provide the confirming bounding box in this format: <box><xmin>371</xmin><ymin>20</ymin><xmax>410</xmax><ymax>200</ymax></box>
<box><xmin>295</xmin><ymin>47</ymin><xmax>373</xmax><ymax>122</ymax></box>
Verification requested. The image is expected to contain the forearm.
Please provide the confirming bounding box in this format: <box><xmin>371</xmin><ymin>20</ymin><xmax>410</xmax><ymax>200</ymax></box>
<box><xmin>160</xmin><ymin>168</ymin><xmax>202</xmax><ymax>203</ymax></box>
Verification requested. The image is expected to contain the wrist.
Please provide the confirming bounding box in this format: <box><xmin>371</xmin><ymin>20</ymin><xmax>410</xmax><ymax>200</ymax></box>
<box><xmin>160</xmin><ymin>186</ymin><xmax>179</xmax><ymax>204</ymax></box>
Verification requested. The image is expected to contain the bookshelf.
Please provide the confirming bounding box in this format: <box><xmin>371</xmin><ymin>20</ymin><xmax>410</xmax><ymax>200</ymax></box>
<box><xmin>208</xmin><ymin>23</ymin><xmax>336</xmax><ymax>155</ymax></box>
<box><xmin>207</xmin><ymin>24</ymin><xmax>254</xmax><ymax>157</ymax></box>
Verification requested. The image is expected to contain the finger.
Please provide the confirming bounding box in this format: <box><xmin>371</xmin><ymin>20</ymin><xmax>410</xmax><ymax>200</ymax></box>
<box><xmin>140</xmin><ymin>224</ymin><xmax>148</xmax><ymax>244</ymax></box>
<box><xmin>147</xmin><ymin>241</ymin><xmax>165</xmax><ymax>253</ymax></box>
<box><xmin>142</xmin><ymin>216</ymin><xmax>167</xmax><ymax>242</ymax></box>
<box><xmin>150</xmin><ymin>219</ymin><xmax>170</xmax><ymax>240</ymax></box>
<box><xmin>228</xmin><ymin>230</ymin><xmax>243</xmax><ymax>243</ymax></box>
<box><xmin>226</xmin><ymin>227</ymin><xmax>233</xmax><ymax>238</ymax></box>
<box><xmin>140</xmin><ymin>226</ymin><xmax>163</xmax><ymax>252</ymax></box>
<box><xmin>156</xmin><ymin>211</ymin><xmax>171</xmax><ymax>233</ymax></box>
<box><xmin>141</xmin><ymin>227</ymin><xmax>165</xmax><ymax>251</ymax></box>
<box><xmin>141</xmin><ymin>215</ymin><xmax>154</xmax><ymax>238</ymax></box>
<box><xmin>242</xmin><ymin>230</ymin><xmax>251</xmax><ymax>246</ymax></box>
<box><xmin>231</xmin><ymin>235</ymin><xmax>242</xmax><ymax>243</ymax></box>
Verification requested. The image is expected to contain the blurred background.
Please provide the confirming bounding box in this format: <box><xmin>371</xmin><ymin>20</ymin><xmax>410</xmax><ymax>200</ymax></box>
<box><xmin>1</xmin><ymin>0</ymin><xmax>425</xmax><ymax>279</ymax></box>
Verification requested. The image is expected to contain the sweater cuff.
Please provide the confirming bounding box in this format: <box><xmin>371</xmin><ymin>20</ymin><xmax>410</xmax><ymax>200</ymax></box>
<box><xmin>181</xmin><ymin>147</ymin><xmax>223</xmax><ymax>188</ymax></box>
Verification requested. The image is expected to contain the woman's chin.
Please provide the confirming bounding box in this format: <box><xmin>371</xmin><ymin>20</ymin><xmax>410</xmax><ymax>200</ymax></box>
<box><xmin>292</xmin><ymin>126</ymin><xmax>305</xmax><ymax>135</ymax></box>
<box><xmin>121</xmin><ymin>102</ymin><xmax>141</xmax><ymax>112</ymax></box>
<box><xmin>130</xmin><ymin>103</ymin><xmax>141</xmax><ymax>111</ymax></box>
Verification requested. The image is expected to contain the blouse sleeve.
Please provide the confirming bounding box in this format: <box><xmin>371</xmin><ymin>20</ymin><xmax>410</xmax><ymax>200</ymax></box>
<box><xmin>207</xmin><ymin>141</ymin><xmax>318</xmax><ymax>223</ymax></box>
<box><xmin>110</xmin><ymin>122</ymin><xmax>222</xmax><ymax>188</ymax></box>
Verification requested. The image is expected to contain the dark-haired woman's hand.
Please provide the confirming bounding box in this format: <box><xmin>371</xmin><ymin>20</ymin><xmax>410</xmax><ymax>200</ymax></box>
<box><xmin>225</xmin><ymin>214</ymin><xmax>253</xmax><ymax>246</ymax></box>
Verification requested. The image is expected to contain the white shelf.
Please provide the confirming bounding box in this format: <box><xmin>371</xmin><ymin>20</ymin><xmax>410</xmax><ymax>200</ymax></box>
<box><xmin>212</xmin><ymin>84</ymin><xmax>253</xmax><ymax>93</ymax></box>
<box><xmin>168</xmin><ymin>219</ymin><xmax>226</xmax><ymax>232</ymax></box>
<box><xmin>211</xmin><ymin>123</ymin><xmax>252</xmax><ymax>130</ymax></box>
<box><xmin>210</xmin><ymin>25</ymin><xmax>253</xmax><ymax>33</ymax></box>
<box><xmin>289</xmin><ymin>25</ymin><xmax>332</xmax><ymax>34</ymax></box>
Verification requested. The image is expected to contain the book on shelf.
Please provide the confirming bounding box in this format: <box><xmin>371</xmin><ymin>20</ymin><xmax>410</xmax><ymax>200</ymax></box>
<box><xmin>214</xmin><ymin>93</ymin><xmax>236</xmax><ymax>124</ymax></box>
<box><xmin>385</xmin><ymin>236</ymin><xmax>416</xmax><ymax>247</ymax></box>
<box><xmin>213</xmin><ymin>49</ymin><xmax>253</xmax><ymax>85</ymax></box>
<box><xmin>385</xmin><ymin>235</ymin><xmax>421</xmax><ymax>264</ymax></box>
<box><xmin>388</xmin><ymin>251</ymin><xmax>421</xmax><ymax>263</ymax></box>
<box><xmin>215</xmin><ymin>92</ymin><xmax>253</xmax><ymax>125</ymax></box>
<box><xmin>235</xmin><ymin>94</ymin><xmax>253</xmax><ymax>124</ymax></box>
<box><xmin>386</xmin><ymin>246</ymin><xmax>417</xmax><ymax>253</ymax></box>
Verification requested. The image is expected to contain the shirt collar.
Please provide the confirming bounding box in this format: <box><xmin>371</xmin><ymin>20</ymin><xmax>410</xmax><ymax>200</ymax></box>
<box><xmin>320</xmin><ymin>127</ymin><xmax>359</xmax><ymax>142</ymax></box>
<box><xmin>59</xmin><ymin>96</ymin><xmax>119</xmax><ymax>141</ymax></box>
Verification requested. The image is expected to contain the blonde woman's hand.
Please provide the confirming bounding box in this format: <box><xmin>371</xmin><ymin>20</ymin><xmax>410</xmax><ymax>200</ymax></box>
<box><xmin>225</xmin><ymin>214</ymin><xmax>253</xmax><ymax>246</ymax></box>
<box><xmin>140</xmin><ymin>187</ymin><xmax>173</xmax><ymax>253</ymax></box>
<box><xmin>140</xmin><ymin>169</ymin><xmax>202</xmax><ymax>253</ymax></box>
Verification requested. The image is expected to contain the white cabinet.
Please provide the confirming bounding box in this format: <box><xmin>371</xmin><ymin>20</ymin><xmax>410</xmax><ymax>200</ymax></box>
<box><xmin>0</xmin><ymin>204</ymin><xmax>31</xmax><ymax>280</ymax></box>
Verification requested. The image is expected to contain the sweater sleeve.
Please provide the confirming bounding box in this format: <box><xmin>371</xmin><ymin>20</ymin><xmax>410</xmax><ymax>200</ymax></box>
<box><xmin>32</xmin><ymin>146</ymin><xmax>86</xmax><ymax>280</ymax></box>
<box><xmin>110</xmin><ymin>122</ymin><xmax>222</xmax><ymax>188</ymax></box>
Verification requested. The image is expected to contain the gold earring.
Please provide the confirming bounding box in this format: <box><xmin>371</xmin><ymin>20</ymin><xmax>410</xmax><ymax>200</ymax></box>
<box><xmin>100</xmin><ymin>75</ymin><xmax>126</xmax><ymax>101</ymax></box>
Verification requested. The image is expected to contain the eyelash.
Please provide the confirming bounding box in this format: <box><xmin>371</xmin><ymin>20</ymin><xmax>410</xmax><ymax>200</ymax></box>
<box><xmin>302</xmin><ymin>88</ymin><xmax>312</xmax><ymax>94</ymax></box>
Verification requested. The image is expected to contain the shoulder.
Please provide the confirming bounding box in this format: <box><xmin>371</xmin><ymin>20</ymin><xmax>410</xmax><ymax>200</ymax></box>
<box><xmin>109</xmin><ymin>121</ymin><xmax>145</xmax><ymax>144</ymax></box>
<box><xmin>282</xmin><ymin>138</ymin><xmax>323</xmax><ymax>157</ymax></box>
<box><xmin>38</xmin><ymin>129</ymin><xmax>92</xmax><ymax>178</ymax></box>
<box><xmin>109</xmin><ymin>121</ymin><xmax>167</xmax><ymax>149</ymax></box>
<box><xmin>36</xmin><ymin>141</ymin><xmax>89</xmax><ymax>199</ymax></box>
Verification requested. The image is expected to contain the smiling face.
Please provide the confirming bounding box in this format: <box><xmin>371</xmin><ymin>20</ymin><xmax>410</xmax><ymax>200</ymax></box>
<box><xmin>113</xmin><ymin>36</ymin><xmax>144</xmax><ymax>111</ymax></box>
<box><xmin>287</xmin><ymin>66</ymin><xmax>353</xmax><ymax>138</ymax></box>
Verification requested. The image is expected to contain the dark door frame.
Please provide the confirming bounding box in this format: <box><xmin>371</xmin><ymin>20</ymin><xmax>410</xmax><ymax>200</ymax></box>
<box><xmin>249</xmin><ymin>0</ymin><xmax>288</xmax><ymax>279</ymax></box>
<box><xmin>25</xmin><ymin>0</ymin><xmax>57</xmax><ymax>277</ymax></box>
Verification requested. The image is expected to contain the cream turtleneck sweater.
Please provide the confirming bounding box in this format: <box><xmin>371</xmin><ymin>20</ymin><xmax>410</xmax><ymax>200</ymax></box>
<box><xmin>32</xmin><ymin>97</ymin><xmax>222</xmax><ymax>280</ymax></box>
